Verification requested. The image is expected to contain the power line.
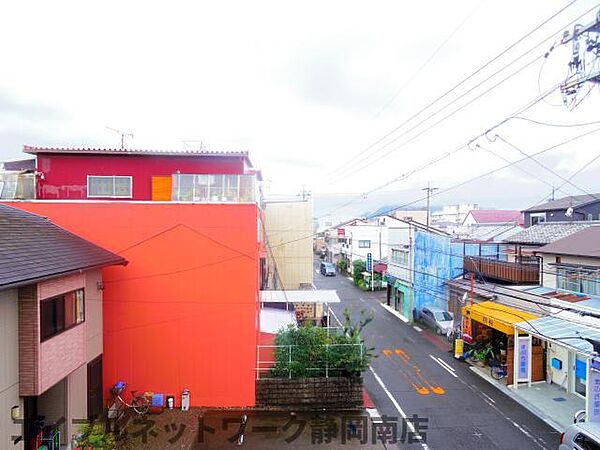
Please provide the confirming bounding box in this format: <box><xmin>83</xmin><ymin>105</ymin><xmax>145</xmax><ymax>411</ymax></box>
<box><xmin>275</xmin><ymin>125</ymin><xmax>600</xmax><ymax>250</ymax></box>
<box><xmin>372</xmin><ymin>0</ymin><xmax>488</xmax><ymax>119</ymax></box>
<box><xmin>324</xmin><ymin>0</ymin><xmax>593</xmax><ymax>184</ymax></box>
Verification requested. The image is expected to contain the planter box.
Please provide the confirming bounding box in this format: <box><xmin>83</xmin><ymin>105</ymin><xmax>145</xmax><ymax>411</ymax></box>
<box><xmin>256</xmin><ymin>377</ymin><xmax>363</xmax><ymax>410</ymax></box>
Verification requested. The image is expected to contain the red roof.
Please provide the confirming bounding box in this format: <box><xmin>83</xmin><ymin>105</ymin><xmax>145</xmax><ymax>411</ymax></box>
<box><xmin>468</xmin><ymin>210</ymin><xmax>524</xmax><ymax>225</ymax></box>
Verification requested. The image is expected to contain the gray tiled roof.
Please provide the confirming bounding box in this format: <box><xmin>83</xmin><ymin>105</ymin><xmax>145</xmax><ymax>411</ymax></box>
<box><xmin>0</xmin><ymin>204</ymin><xmax>127</xmax><ymax>290</ymax></box>
<box><xmin>524</xmin><ymin>193</ymin><xmax>600</xmax><ymax>212</ymax></box>
<box><xmin>503</xmin><ymin>221</ymin><xmax>594</xmax><ymax>245</ymax></box>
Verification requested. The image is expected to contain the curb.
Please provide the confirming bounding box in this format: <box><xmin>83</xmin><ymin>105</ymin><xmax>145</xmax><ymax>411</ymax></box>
<box><xmin>467</xmin><ymin>366</ymin><xmax>565</xmax><ymax>432</ymax></box>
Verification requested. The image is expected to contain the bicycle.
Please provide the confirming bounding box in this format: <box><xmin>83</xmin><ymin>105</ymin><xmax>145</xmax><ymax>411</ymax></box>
<box><xmin>490</xmin><ymin>360</ymin><xmax>508</xmax><ymax>380</ymax></box>
<box><xmin>111</xmin><ymin>381</ymin><xmax>150</xmax><ymax>415</ymax></box>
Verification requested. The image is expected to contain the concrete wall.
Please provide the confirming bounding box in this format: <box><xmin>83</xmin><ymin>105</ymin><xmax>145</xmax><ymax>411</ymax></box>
<box><xmin>546</xmin><ymin>341</ymin><xmax>569</xmax><ymax>389</ymax></box>
<box><xmin>37</xmin><ymin>378</ymin><xmax>67</xmax><ymax>444</ymax></box>
<box><xmin>264</xmin><ymin>200</ymin><xmax>313</xmax><ymax>289</ymax></box>
<box><xmin>67</xmin><ymin>365</ymin><xmax>88</xmax><ymax>443</ymax></box>
<box><xmin>85</xmin><ymin>269</ymin><xmax>103</xmax><ymax>361</ymax></box>
<box><xmin>0</xmin><ymin>289</ymin><xmax>24</xmax><ymax>449</ymax></box>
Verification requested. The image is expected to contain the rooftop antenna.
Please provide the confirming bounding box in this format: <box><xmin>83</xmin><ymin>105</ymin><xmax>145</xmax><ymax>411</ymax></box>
<box><xmin>106</xmin><ymin>126</ymin><xmax>134</xmax><ymax>150</ymax></box>
<box><xmin>182</xmin><ymin>140</ymin><xmax>207</xmax><ymax>151</ymax></box>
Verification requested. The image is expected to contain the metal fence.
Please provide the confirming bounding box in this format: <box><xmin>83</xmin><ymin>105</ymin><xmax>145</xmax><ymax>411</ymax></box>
<box><xmin>256</xmin><ymin>342</ymin><xmax>365</xmax><ymax>379</ymax></box>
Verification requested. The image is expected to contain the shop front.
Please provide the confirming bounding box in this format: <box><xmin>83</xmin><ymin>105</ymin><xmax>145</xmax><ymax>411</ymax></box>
<box><xmin>462</xmin><ymin>301</ymin><xmax>542</xmax><ymax>385</ymax></box>
<box><xmin>385</xmin><ymin>276</ymin><xmax>413</xmax><ymax>321</ymax></box>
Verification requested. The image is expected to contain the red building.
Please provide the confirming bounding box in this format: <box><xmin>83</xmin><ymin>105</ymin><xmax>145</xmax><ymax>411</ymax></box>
<box><xmin>25</xmin><ymin>146</ymin><xmax>258</xmax><ymax>201</ymax></box>
<box><xmin>8</xmin><ymin>146</ymin><xmax>266</xmax><ymax>408</ymax></box>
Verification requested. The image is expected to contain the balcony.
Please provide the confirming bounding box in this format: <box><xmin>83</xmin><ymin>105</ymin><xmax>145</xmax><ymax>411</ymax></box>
<box><xmin>464</xmin><ymin>256</ymin><xmax>539</xmax><ymax>284</ymax></box>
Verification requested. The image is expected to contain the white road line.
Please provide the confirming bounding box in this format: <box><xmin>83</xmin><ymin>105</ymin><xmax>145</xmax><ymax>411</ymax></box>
<box><xmin>435</xmin><ymin>357</ymin><xmax>456</xmax><ymax>373</ymax></box>
<box><xmin>314</xmin><ymin>269</ymin><xmax>319</xmax><ymax>274</ymax></box>
<box><xmin>413</xmin><ymin>326</ymin><xmax>423</xmax><ymax>332</ymax></box>
<box><xmin>480</xmin><ymin>391</ymin><xmax>496</xmax><ymax>404</ymax></box>
<box><xmin>429</xmin><ymin>354</ymin><xmax>458</xmax><ymax>378</ymax></box>
<box><xmin>369</xmin><ymin>367</ymin><xmax>430</xmax><ymax>450</ymax></box>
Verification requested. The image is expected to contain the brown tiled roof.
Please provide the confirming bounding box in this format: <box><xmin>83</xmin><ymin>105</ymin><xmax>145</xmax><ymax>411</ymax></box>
<box><xmin>534</xmin><ymin>225</ymin><xmax>600</xmax><ymax>259</ymax></box>
<box><xmin>0</xmin><ymin>204</ymin><xmax>127</xmax><ymax>290</ymax></box>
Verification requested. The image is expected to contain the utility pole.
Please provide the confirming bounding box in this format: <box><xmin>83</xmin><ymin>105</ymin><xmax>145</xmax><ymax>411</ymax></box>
<box><xmin>422</xmin><ymin>182</ymin><xmax>439</xmax><ymax>231</ymax></box>
<box><xmin>298</xmin><ymin>185</ymin><xmax>312</xmax><ymax>201</ymax></box>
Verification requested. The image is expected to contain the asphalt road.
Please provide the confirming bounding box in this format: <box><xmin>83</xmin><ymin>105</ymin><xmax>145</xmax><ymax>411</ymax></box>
<box><xmin>314</xmin><ymin>260</ymin><xmax>561</xmax><ymax>450</ymax></box>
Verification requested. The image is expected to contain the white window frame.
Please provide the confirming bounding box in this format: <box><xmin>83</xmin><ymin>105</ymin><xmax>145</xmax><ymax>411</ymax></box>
<box><xmin>358</xmin><ymin>240</ymin><xmax>371</xmax><ymax>249</ymax></box>
<box><xmin>530</xmin><ymin>212</ymin><xmax>546</xmax><ymax>226</ymax></box>
<box><xmin>87</xmin><ymin>175</ymin><xmax>133</xmax><ymax>198</ymax></box>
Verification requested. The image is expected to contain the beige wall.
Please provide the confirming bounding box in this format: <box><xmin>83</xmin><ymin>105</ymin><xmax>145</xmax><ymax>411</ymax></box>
<box><xmin>264</xmin><ymin>200</ymin><xmax>313</xmax><ymax>290</ymax></box>
<box><xmin>68</xmin><ymin>364</ymin><xmax>88</xmax><ymax>443</ymax></box>
<box><xmin>540</xmin><ymin>253</ymin><xmax>600</xmax><ymax>290</ymax></box>
<box><xmin>85</xmin><ymin>269</ymin><xmax>103</xmax><ymax>361</ymax></box>
<box><xmin>0</xmin><ymin>289</ymin><xmax>24</xmax><ymax>449</ymax></box>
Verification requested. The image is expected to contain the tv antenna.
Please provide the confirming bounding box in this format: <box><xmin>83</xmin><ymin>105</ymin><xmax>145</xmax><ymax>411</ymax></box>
<box><xmin>106</xmin><ymin>126</ymin><xmax>134</xmax><ymax>149</ymax></box>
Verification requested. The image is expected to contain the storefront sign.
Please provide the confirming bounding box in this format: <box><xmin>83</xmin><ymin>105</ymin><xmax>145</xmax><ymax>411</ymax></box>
<box><xmin>366</xmin><ymin>253</ymin><xmax>372</xmax><ymax>272</ymax></box>
<box><xmin>517</xmin><ymin>335</ymin><xmax>531</xmax><ymax>383</ymax></box>
<box><xmin>462</xmin><ymin>316</ymin><xmax>472</xmax><ymax>338</ymax></box>
<box><xmin>454</xmin><ymin>338</ymin><xmax>464</xmax><ymax>359</ymax></box>
<box><xmin>337</xmin><ymin>228</ymin><xmax>345</xmax><ymax>236</ymax></box>
<box><xmin>589</xmin><ymin>357</ymin><xmax>600</xmax><ymax>423</ymax></box>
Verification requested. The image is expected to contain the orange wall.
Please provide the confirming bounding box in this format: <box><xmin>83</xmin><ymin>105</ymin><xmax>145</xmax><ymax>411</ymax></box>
<box><xmin>8</xmin><ymin>202</ymin><xmax>260</xmax><ymax>407</ymax></box>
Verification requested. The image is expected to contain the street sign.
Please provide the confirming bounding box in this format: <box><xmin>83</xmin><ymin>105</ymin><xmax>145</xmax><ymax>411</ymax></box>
<box><xmin>366</xmin><ymin>253</ymin><xmax>372</xmax><ymax>272</ymax></box>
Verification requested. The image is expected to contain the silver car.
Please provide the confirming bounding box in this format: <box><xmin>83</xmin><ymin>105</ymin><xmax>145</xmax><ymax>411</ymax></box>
<box><xmin>560</xmin><ymin>421</ymin><xmax>600</xmax><ymax>449</ymax></box>
<box><xmin>419</xmin><ymin>307</ymin><xmax>454</xmax><ymax>335</ymax></box>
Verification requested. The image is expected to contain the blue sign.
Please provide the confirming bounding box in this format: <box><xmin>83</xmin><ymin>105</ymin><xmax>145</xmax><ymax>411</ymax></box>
<box><xmin>366</xmin><ymin>253</ymin><xmax>373</xmax><ymax>272</ymax></box>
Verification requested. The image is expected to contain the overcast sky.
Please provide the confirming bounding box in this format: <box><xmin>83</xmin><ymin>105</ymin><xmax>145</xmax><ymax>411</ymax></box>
<box><xmin>1</xmin><ymin>1</ymin><xmax>599</xmax><ymax>218</ymax></box>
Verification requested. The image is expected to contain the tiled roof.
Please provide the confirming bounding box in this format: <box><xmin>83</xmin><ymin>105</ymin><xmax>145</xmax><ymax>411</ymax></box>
<box><xmin>503</xmin><ymin>221</ymin><xmax>594</xmax><ymax>245</ymax></box>
<box><xmin>534</xmin><ymin>225</ymin><xmax>600</xmax><ymax>258</ymax></box>
<box><xmin>524</xmin><ymin>193</ymin><xmax>600</xmax><ymax>212</ymax></box>
<box><xmin>468</xmin><ymin>210</ymin><xmax>523</xmax><ymax>225</ymax></box>
<box><xmin>23</xmin><ymin>146</ymin><xmax>249</xmax><ymax>158</ymax></box>
<box><xmin>0</xmin><ymin>204</ymin><xmax>127</xmax><ymax>290</ymax></box>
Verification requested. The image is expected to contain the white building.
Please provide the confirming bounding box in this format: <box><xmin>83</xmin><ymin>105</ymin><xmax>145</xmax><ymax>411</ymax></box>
<box><xmin>431</xmin><ymin>203</ymin><xmax>479</xmax><ymax>226</ymax></box>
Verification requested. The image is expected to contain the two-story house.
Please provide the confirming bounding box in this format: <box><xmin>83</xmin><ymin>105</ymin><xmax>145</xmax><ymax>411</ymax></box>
<box><xmin>523</xmin><ymin>193</ymin><xmax>600</xmax><ymax>227</ymax></box>
<box><xmin>0</xmin><ymin>204</ymin><xmax>126</xmax><ymax>449</ymax></box>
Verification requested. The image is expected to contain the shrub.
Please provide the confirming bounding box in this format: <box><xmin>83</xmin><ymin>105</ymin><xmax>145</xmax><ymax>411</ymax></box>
<box><xmin>352</xmin><ymin>260</ymin><xmax>366</xmax><ymax>285</ymax></box>
<box><xmin>269</xmin><ymin>310</ymin><xmax>374</xmax><ymax>378</ymax></box>
<box><xmin>74</xmin><ymin>423</ymin><xmax>116</xmax><ymax>450</ymax></box>
<box><xmin>337</xmin><ymin>259</ymin><xmax>348</xmax><ymax>272</ymax></box>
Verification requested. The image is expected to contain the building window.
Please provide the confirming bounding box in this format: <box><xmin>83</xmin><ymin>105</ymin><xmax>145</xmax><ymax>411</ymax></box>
<box><xmin>530</xmin><ymin>213</ymin><xmax>546</xmax><ymax>226</ymax></box>
<box><xmin>40</xmin><ymin>289</ymin><xmax>85</xmax><ymax>341</ymax></box>
<box><xmin>358</xmin><ymin>240</ymin><xmax>371</xmax><ymax>248</ymax></box>
<box><xmin>88</xmin><ymin>176</ymin><xmax>132</xmax><ymax>198</ymax></box>
<box><xmin>172</xmin><ymin>174</ymin><xmax>255</xmax><ymax>202</ymax></box>
<box><xmin>557</xmin><ymin>266</ymin><xmax>600</xmax><ymax>296</ymax></box>
<box><xmin>391</xmin><ymin>248</ymin><xmax>409</xmax><ymax>266</ymax></box>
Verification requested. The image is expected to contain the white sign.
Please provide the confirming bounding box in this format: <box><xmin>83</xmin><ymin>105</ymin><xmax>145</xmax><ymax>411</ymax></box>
<box><xmin>588</xmin><ymin>358</ymin><xmax>600</xmax><ymax>423</ymax></box>
<box><xmin>517</xmin><ymin>335</ymin><xmax>531</xmax><ymax>383</ymax></box>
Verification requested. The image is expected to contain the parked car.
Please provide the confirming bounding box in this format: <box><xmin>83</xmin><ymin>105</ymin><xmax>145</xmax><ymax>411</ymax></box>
<box><xmin>419</xmin><ymin>307</ymin><xmax>453</xmax><ymax>335</ymax></box>
<box><xmin>560</xmin><ymin>421</ymin><xmax>600</xmax><ymax>449</ymax></box>
<box><xmin>320</xmin><ymin>262</ymin><xmax>336</xmax><ymax>276</ymax></box>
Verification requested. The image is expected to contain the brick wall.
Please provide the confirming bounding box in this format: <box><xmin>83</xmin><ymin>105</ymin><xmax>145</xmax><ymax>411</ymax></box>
<box><xmin>256</xmin><ymin>377</ymin><xmax>363</xmax><ymax>410</ymax></box>
<box><xmin>18</xmin><ymin>284</ymin><xmax>39</xmax><ymax>396</ymax></box>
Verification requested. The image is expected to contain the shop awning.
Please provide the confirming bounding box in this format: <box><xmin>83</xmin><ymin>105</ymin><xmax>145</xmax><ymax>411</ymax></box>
<box><xmin>462</xmin><ymin>301</ymin><xmax>539</xmax><ymax>335</ymax></box>
<box><xmin>260</xmin><ymin>290</ymin><xmax>341</xmax><ymax>303</ymax></box>
<box><xmin>515</xmin><ymin>316</ymin><xmax>600</xmax><ymax>356</ymax></box>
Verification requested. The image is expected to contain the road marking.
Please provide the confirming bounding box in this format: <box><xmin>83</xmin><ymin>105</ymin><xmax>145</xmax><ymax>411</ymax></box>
<box><xmin>434</xmin><ymin>357</ymin><xmax>455</xmax><ymax>373</ymax></box>
<box><xmin>314</xmin><ymin>269</ymin><xmax>319</xmax><ymax>274</ymax></box>
<box><xmin>413</xmin><ymin>326</ymin><xmax>423</xmax><ymax>332</ymax></box>
<box><xmin>369</xmin><ymin>367</ymin><xmax>430</xmax><ymax>450</ymax></box>
<box><xmin>480</xmin><ymin>391</ymin><xmax>496</xmax><ymax>404</ymax></box>
<box><xmin>428</xmin><ymin>354</ymin><xmax>458</xmax><ymax>378</ymax></box>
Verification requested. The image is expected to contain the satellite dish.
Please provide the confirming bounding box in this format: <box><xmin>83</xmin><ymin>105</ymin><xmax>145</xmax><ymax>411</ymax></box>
<box><xmin>566</xmin><ymin>207</ymin><xmax>574</xmax><ymax>217</ymax></box>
